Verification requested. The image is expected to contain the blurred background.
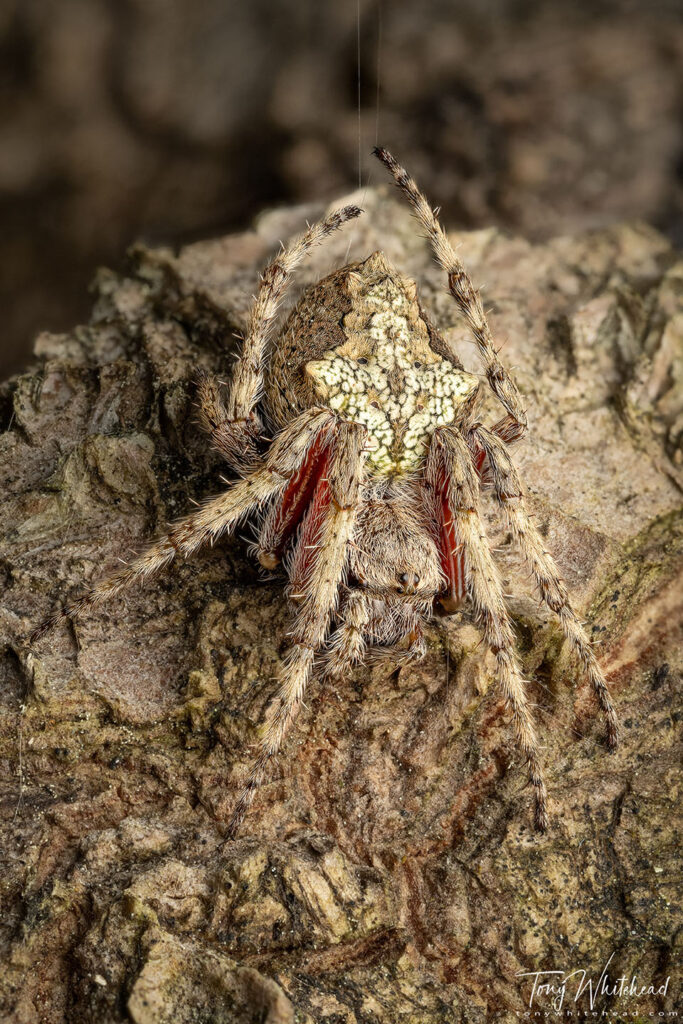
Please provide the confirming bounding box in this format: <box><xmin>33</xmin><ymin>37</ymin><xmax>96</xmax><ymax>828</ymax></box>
<box><xmin>1</xmin><ymin>0</ymin><xmax>681</xmax><ymax>378</ymax></box>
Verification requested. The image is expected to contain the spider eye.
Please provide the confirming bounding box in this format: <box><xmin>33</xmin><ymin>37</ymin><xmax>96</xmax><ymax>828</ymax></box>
<box><xmin>413</xmin><ymin>361</ymin><xmax>422</xmax><ymax>369</ymax></box>
<box><xmin>358</xmin><ymin>357</ymin><xmax>368</xmax><ymax>365</ymax></box>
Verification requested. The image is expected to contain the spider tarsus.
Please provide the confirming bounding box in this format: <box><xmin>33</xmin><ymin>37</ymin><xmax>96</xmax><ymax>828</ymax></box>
<box><xmin>30</xmin><ymin>609</ymin><xmax>67</xmax><ymax>645</ymax></box>
<box><xmin>29</xmin><ymin>620</ymin><xmax>52</xmax><ymax>645</ymax></box>
<box><xmin>606</xmin><ymin>717</ymin><xmax>620</xmax><ymax>751</ymax></box>
<box><xmin>535</xmin><ymin>806</ymin><xmax>550</xmax><ymax>833</ymax></box>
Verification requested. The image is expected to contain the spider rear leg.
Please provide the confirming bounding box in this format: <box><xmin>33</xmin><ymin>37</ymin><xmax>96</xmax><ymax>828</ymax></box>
<box><xmin>426</xmin><ymin>425</ymin><xmax>549</xmax><ymax>831</ymax></box>
<box><xmin>373</xmin><ymin>147</ymin><xmax>527</xmax><ymax>433</ymax></box>
<box><xmin>225</xmin><ymin>420</ymin><xmax>367</xmax><ymax>838</ymax></box>
<box><xmin>471</xmin><ymin>423</ymin><xmax>619</xmax><ymax>750</ymax></box>
<box><xmin>224</xmin><ymin>204</ymin><xmax>362</xmax><ymax>425</ymax></box>
<box><xmin>323</xmin><ymin>589</ymin><xmax>371</xmax><ymax>679</ymax></box>
<box><xmin>30</xmin><ymin>408</ymin><xmax>335</xmax><ymax>643</ymax></box>
<box><xmin>197</xmin><ymin>204</ymin><xmax>362</xmax><ymax>474</ymax></box>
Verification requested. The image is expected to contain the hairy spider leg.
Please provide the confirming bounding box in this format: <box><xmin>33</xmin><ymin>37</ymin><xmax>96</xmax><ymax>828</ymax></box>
<box><xmin>326</xmin><ymin>590</ymin><xmax>427</xmax><ymax>680</ymax></box>
<box><xmin>323</xmin><ymin>589</ymin><xmax>371</xmax><ymax>679</ymax></box>
<box><xmin>30</xmin><ymin>408</ymin><xmax>336</xmax><ymax>644</ymax></box>
<box><xmin>225</xmin><ymin>420</ymin><xmax>367</xmax><ymax>838</ymax></box>
<box><xmin>284</xmin><ymin>447</ymin><xmax>335</xmax><ymax>601</ymax></box>
<box><xmin>196</xmin><ymin>371</ymin><xmax>256</xmax><ymax>470</ymax></box>
<box><xmin>373</xmin><ymin>147</ymin><xmax>527</xmax><ymax>433</ymax></box>
<box><xmin>257</xmin><ymin>428</ymin><xmax>334</xmax><ymax>570</ymax></box>
<box><xmin>471</xmin><ymin>424</ymin><xmax>619</xmax><ymax>749</ymax></box>
<box><xmin>426</xmin><ymin>425</ymin><xmax>549</xmax><ymax>831</ymax></box>
<box><xmin>474</xmin><ymin>413</ymin><xmax>526</xmax><ymax>485</ymax></box>
<box><xmin>432</xmin><ymin>454</ymin><xmax>468</xmax><ymax>615</ymax></box>
<box><xmin>434</xmin><ymin>413</ymin><xmax>526</xmax><ymax>613</ymax></box>
<box><xmin>197</xmin><ymin>205</ymin><xmax>363</xmax><ymax>472</ymax></box>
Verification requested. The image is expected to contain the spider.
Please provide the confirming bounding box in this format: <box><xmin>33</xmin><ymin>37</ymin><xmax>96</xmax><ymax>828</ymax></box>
<box><xmin>32</xmin><ymin>148</ymin><xmax>619</xmax><ymax>836</ymax></box>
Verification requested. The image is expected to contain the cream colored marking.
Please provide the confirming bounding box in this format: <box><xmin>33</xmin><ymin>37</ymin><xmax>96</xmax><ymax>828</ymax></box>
<box><xmin>306</xmin><ymin>277</ymin><xmax>478</xmax><ymax>475</ymax></box>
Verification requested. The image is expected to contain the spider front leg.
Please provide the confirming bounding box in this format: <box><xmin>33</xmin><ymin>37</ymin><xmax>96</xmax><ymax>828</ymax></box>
<box><xmin>323</xmin><ymin>589</ymin><xmax>371</xmax><ymax>679</ymax></box>
<box><xmin>256</xmin><ymin>427</ymin><xmax>333</xmax><ymax>570</ymax></box>
<box><xmin>225</xmin><ymin>420</ymin><xmax>367</xmax><ymax>838</ymax></box>
<box><xmin>374</xmin><ymin>147</ymin><xmax>527</xmax><ymax>433</ymax></box>
<box><xmin>433</xmin><ymin>413</ymin><xmax>525</xmax><ymax>613</ymax></box>
<box><xmin>325</xmin><ymin>593</ymin><xmax>427</xmax><ymax>679</ymax></box>
<box><xmin>30</xmin><ymin>407</ymin><xmax>336</xmax><ymax>643</ymax></box>
<box><xmin>471</xmin><ymin>424</ymin><xmax>619</xmax><ymax>749</ymax></box>
<box><xmin>197</xmin><ymin>205</ymin><xmax>362</xmax><ymax>472</ymax></box>
<box><xmin>426</xmin><ymin>426</ymin><xmax>549</xmax><ymax>831</ymax></box>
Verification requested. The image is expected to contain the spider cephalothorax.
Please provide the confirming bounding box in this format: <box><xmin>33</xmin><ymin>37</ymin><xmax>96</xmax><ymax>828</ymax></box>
<box><xmin>33</xmin><ymin>149</ymin><xmax>619</xmax><ymax>835</ymax></box>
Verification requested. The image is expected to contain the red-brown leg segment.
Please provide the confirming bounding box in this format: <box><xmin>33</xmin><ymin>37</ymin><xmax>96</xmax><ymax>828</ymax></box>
<box><xmin>257</xmin><ymin>427</ymin><xmax>334</xmax><ymax>570</ymax></box>
<box><xmin>285</xmin><ymin>450</ymin><xmax>335</xmax><ymax>599</ymax></box>
<box><xmin>433</xmin><ymin>456</ymin><xmax>468</xmax><ymax>614</ymax></box>
<box><xmin>433</xmin><ymin>415</ymin><xmax>524</xmax><ymax>614</ymax></box>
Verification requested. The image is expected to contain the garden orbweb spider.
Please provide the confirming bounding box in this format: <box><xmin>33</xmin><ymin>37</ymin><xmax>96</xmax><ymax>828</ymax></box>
<box><xmin>33</xmin><ymin>149</ymin><xmax>619</xmax><ymax>836</ymax></box>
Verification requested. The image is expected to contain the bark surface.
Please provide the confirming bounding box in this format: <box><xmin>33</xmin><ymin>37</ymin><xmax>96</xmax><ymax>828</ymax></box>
<box><xmin>1</xmin><ymin>188</ymin><xmax>681</xmax><ymax>1022</ymax></box>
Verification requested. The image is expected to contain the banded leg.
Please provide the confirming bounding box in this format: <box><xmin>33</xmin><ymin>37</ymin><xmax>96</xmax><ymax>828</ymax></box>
<box><xmin>373</xmin><ymin>147</ymin><xmax>527</xmax><ymax>431</ymax></box>
<box><xmin>474</xmin><ymin>413</ymin><xmax>526</xmax><ymax>485</ymax></box>
<box><xmin>31</xmin><ymin>408</ymin><xmax>335</xmax><ymax>643</ymax></box>
<box><xmin>225</xmin><ymin>421</ymin><xmax>367</xmax><ymax>838</ymax></box>
<box><xmin>471</xmin><ymin>423</ymin><xmax>619</xmax><ymax>749</ymax></box>
<box><xmin>426</xmin><ymin>425</ymin><xmax>548</xmax><ymax>831</ymax></box>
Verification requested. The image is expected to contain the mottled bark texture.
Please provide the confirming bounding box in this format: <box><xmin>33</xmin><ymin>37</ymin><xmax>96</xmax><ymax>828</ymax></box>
<box><xmin>1</xmin><ymin>189</ymin><xmax>681</xmax><ymax>1023</ymax></box>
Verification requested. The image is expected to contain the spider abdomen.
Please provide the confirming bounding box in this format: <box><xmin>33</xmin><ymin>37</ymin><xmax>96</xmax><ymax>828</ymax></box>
<box><xmin>267</xmin><ymin>250</ymin><xmax>480</xmax><ymax>477</ymax></box>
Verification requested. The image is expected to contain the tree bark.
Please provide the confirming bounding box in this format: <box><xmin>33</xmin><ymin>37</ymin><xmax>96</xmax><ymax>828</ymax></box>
<box><xmin>1</xmin><ymin>188</ymin><xmax>681</xmax><ymax>1022</ymax></box>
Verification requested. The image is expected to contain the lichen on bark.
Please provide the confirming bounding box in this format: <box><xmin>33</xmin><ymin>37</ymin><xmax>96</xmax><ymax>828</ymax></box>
<box><xmin>0</xmin><ymin>188</ymin><xmax>681</xmax><ymax>1023</ymax></box>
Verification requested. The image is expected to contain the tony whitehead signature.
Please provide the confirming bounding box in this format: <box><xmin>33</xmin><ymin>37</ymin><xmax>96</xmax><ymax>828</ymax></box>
<box><xmin>517</xmin><ymin>952</ymin><xmax>671</xmax><ymax>1011</ymax></box>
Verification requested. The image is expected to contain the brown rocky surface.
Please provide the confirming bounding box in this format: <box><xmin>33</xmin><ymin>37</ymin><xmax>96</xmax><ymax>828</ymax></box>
<box><xmin>0</xmin><ymin>186</ymin><xmax>681</xmax><ymax>1022</ymax></box>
